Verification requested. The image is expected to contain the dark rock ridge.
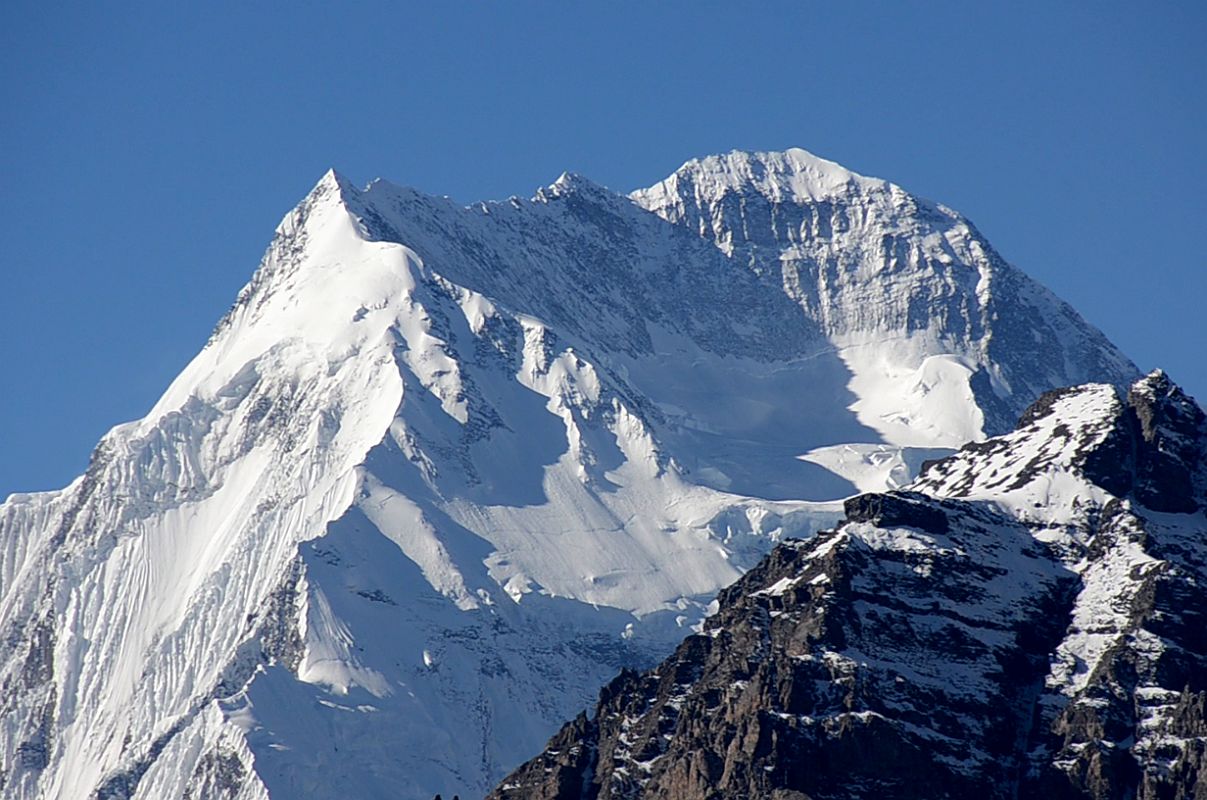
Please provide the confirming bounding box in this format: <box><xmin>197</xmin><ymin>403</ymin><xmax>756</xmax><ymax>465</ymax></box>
<box><xmin>489</xmin><ymin>372</ymin><xmax>1207</xmax><ymax>800</ymax></box>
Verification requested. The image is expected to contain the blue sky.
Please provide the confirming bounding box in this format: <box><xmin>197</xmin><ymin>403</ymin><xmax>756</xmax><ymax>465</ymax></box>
<box><xmin>1</xmin><ymin>2</ymin><xmax>1204</xmax><ymax>496</ymax></box>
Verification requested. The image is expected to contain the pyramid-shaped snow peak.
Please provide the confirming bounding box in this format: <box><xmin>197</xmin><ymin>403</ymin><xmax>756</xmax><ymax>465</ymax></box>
<box><xmin>0</xmin><ymin>150</ymin><xmax>1139</xmax><ymax>800</ymax></box>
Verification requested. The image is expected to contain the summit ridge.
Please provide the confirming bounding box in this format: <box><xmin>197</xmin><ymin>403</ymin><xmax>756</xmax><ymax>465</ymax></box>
<box><xmin>632</xmin><ymin>146</ymin><xmax>883</xmax><ymax>208</ymax></box>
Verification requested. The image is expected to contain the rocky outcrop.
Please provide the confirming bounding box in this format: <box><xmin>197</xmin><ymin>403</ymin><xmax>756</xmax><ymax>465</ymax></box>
<box><xmin>841</xmin><ymin>490</ymin><xmax>949</xmax><ymax>533</ymax></box>
<box><xmin>1125</xmin><ymin>370</ymin><xmax>1206</xmax><ymax>512</ymax></box>
<box><xmin>490</xmin><ymin>374</ymin><xmax>1207</xmax><ymax>800</ymax></box>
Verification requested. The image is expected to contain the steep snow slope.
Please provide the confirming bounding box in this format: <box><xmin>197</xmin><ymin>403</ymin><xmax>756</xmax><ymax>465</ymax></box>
<box><xmin>0</xmin><ymin>150</ymin><xmax>1138</xmax><ymax>799</ymax></box>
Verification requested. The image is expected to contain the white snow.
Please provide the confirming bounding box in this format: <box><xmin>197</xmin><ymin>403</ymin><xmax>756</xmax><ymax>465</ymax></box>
<box><xmin>835</xmin><ymin>341</ymin><xmax>986</xmax><ymax>449</ymax></box>
<box><xmin>632</xmin><ymin>147</ymin><xmax>884</xmax><ymax>212</ymax></box>
<box><xmin>0</xmin><ymin>150</ymin><xmax>1139</xmax><ymax>800</ymax></box>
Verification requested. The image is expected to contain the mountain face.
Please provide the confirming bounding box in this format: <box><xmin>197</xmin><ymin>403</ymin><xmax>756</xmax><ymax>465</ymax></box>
<box><xmin>0</xmin><ymin>149</ymin><xmax>1138</xmax><ymax>800</ymax></box>
<box><xmin>631</xmin><ymin>150</ymin><xmax>1136</xmax><ymax>443</ymax></box>
<box><xmin>490</xmin><ymin>371</ymin><xmax>1207</xmax><ymax>800</ymax></box>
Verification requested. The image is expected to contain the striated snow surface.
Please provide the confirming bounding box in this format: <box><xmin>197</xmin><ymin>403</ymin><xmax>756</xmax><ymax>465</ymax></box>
<box><xmin>0</xmin><ymin>149</ymin><xmax>1138</xmax><ymax>799</ymax></box>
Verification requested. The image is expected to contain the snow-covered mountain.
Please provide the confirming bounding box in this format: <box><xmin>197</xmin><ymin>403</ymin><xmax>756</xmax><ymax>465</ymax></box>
<box><xmin>490</xmin><ymin>371</ymin><xmax>1207</xmax><ymax>799</ymax></box>
<box><xmin>0</xmin><ymin>149</ymin><xmax>1138</xmax><ymax>799</ymax></box>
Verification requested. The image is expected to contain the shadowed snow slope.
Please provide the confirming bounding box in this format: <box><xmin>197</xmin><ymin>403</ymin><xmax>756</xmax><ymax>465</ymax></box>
<box><xmin>0</xmin><ymin>149</ymin><xmax>1137</xmax><ymax>799</ymax></box>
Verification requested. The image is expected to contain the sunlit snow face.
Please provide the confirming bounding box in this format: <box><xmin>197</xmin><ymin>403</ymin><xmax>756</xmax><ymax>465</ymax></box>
<box><xmin>0</xmin><ymin>150</ymin><xmax>1142</xmax><ymax>800</ymax></box>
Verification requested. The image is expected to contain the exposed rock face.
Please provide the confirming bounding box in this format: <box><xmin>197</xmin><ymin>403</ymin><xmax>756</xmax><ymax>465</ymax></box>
<box><xmin>1126</xmin><ymin>371</ymin><xmax>1206</xmax><ymax>512</ymax></box>
<box><xmin>490</xmin><ymin>372</ymin><xmax>1207</xmax><ymax>800</ymax></box>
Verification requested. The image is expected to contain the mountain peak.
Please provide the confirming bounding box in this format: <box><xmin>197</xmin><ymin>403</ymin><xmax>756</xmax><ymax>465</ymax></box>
<box><xmin>306</xmin><ymin>167</ymin><xmax>361</xmax><ymax>206</ymax></box>
<box><xmin>536</xmin><ymin>170</ymin><xmax>613</xmax><ymax>202</ymax></box>
<box><xmin>0</xmin><ymin>150</ymin><xmax>1149</xmax><ymax>800</ymax></box>
<box><xmin>632</xmin><ymin>147</ymin><xmax>886</xmax><ymax>210</ymax></box>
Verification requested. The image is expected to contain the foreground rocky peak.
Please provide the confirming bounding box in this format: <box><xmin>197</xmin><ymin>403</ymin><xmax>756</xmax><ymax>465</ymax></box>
<box><xmin>915</xmin><ymin>369</ymin><xmax>1207</xmax><ymax>515</ymax></box>
<box><xmin>1126</xmin><ymin>370</ymin><xmax>1207</xmax><ymax>512</ymax></box>
<box><xmin>490</xmin><ymin>373</ymin><xmax>1207</xmax><ymax>800</ymax></box>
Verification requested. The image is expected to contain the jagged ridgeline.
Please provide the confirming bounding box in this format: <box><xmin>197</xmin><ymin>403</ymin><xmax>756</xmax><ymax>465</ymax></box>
<box><xmin>491</xmin><ymin>372</ymin><xmax>1207</xmax><ymax>800</ymax></box>
<box><xmin>1</xmin><ymin>149</ymin><xmax>1139</xmax><ymax>799</ymax></box>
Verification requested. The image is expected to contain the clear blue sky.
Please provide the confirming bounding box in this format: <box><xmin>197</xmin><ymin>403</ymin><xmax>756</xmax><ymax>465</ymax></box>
<box><xmin>1</xmin><ymin>2</ymin><xmax>1204</xmax><ymax>497</ymax></box>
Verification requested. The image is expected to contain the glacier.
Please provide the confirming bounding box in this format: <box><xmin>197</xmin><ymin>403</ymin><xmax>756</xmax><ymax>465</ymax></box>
<box><xmin>0</xmin><ymin>148</ymin><xmax>1138</xmax><ymax>799</ymax></box>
